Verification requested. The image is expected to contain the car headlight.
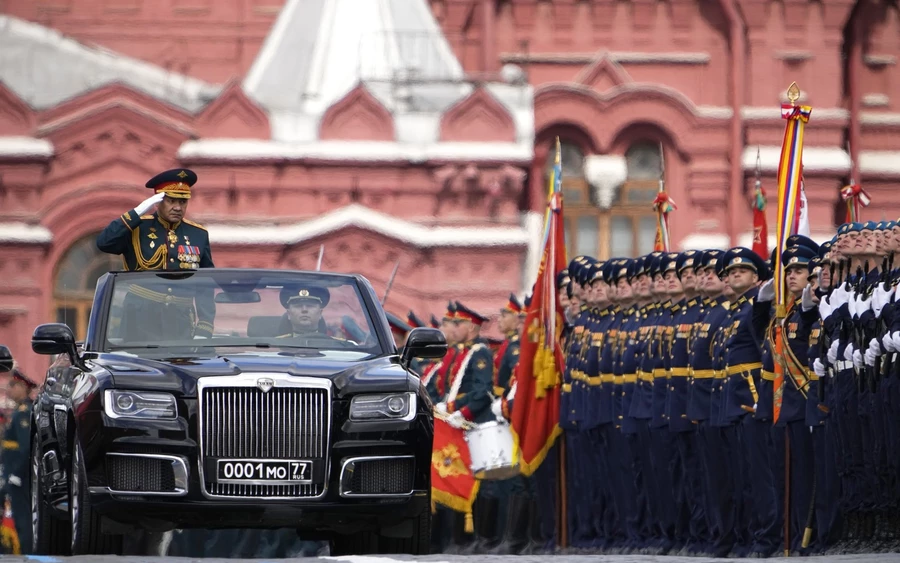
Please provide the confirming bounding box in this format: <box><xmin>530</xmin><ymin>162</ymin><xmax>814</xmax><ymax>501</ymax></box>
<box><xmin>104</xmin><ymin>390</ymin><xmax>177</xmax><ymax>420</ymax></box>
<box><xmin>349</xmin><ymin>392</ymin><xmax>416</xmax><ymax>422</ymax></box>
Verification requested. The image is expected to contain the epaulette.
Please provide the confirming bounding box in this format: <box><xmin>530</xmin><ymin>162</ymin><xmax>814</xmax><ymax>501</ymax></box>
<box><xmin>18</xmin><ymin>404</ymin><xmax>27</xmax><ymax>412</ymax></box>
<box><xmin>183</xmin><ymin>219</ymin><xmax>207</xmax><ymax>231</ymax></box>
<box><xmin>140</xmin><ymin>214</ymin><xmax>154</xmax><ymax>220</ymax></box>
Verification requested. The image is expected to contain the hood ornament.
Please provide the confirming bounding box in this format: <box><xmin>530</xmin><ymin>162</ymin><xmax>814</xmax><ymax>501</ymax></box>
<box><xmin>257</xmin><ymin>378</ymin><xmax>274</xmax><ymax>393</ymax></box>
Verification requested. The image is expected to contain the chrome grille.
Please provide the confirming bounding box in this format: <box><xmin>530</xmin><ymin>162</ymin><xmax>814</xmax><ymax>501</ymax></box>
<box><xmin>197</xmin><ymin>375</ymin><xmax>332</xmax><ymax>499</ymax></box>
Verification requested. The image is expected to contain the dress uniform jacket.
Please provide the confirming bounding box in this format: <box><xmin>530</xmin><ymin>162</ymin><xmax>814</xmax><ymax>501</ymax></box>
<box><xmin>687</xmin><ymin>296</ymin><xmax>729</xmax><ymax>422</ymax></box>
<box><xmin>447</xmin><ymin>339</ymin><xmax>495</xmax><ymax>424</ymax></box>
<box><xmin>668</xmin><ymin>297</ymin><xmax>703</xmax><ymax>432</ymax></box>
<box><xmin>630</xmin><ymin>303</ymin><xmax>659</xmax><ymax>421</ymax></box>
<box><xmin>0</xmin><ymin>402</ymin><xmax>32</xmax><ymax>554</ymax></box>
<box><xmin>97</xmin><ymin>210</ymin><xmax>216</xmax><ymax>338</ymax></box>
<box><xmin>650</xmin><ymin>301</ymin><xmax>676</xmax><ymax>429</ymax></box>
<box><xmin>723</xmin><ymin>287</ymin><xmax>762</xmax><ymax>422</ymax></box>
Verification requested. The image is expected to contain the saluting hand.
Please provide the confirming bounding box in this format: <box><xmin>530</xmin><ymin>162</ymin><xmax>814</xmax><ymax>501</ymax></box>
<box><xmin>135</xmin><ymin>192</ymin><xmax>165</xmax><ymax>215</ymax></box>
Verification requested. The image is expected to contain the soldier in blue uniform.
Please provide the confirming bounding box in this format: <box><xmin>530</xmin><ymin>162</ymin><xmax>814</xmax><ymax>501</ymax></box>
<box><xmin>720</xmin><ymin>246</ymin><xmax>779</xmax><ymax>557</ymax></box>
<box><xmin>441</xmin><ymin>302</ymin><xmax>496</xmax><ymax>553</ymax></box>
<box><xmin>756</xmin><ymin>244</ymin><xmax>820</xmax><ymax>553</ymax></box>
<box><xmin>0</xmin><ymin>368</ymin><xmax>37</xmax><ymax>555</ymax></box>
<box><xmin>666</xmin><ymin>250</ymin><xmax>708</xmax><ymax>555</ymax></box>
<box><xmin>687</xmin><ymin>249</ymin><xmax>734</xmax><ymax>557</ymax></box>
<box><xmin>646</xmin><ymin>253</ymin><xmax>679</xmax><ymax>553</ymax></box>
<box><xmin>96</xmin><ymin>168</ymin><xmax>216</xmax><ymax>341</ymax></box>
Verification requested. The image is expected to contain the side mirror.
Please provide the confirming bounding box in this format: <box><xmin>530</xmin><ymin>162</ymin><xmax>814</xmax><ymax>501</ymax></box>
<box><xmin>399</xmin><ymin>327</ymin><xmax>447</xmax><ymax>370</ymax></box>
<box><xmin>32</xmin><ymin>323</ymin><xmax>81</xmax><ymax>366</ymax></box>
<box><xmin>0</xmin><ymin>345</ymin><xmax>13</xmax><ymax>373</ymax></box>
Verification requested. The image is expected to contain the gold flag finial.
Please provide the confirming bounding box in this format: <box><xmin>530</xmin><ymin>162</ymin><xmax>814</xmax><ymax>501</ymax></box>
<box><xmin>787</xmin><ymin>82</ymin><xmax>801</xmax><ymax>105</ymax></box>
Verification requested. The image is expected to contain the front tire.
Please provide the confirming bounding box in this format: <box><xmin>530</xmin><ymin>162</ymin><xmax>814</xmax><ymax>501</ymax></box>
<box><xmin>30</xmin><ymin>435</ymin><xmax>69</xmax><ymax>554</ymax></box>
<box><xmin>69</xmin><ymin>441</ymin><xmax>122</xmax><ymax>555</ymax></box>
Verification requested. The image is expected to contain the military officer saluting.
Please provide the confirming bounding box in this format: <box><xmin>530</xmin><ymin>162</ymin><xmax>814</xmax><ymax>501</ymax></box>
<box><xmin>97</xmin><ymin>169</ymin><xmax>216</xmax><ymax>341</ymax></box>
<box><xmin>0</xmin><ymin>367</ymin><xmax>37</xmax><ymax>555</ymax></box>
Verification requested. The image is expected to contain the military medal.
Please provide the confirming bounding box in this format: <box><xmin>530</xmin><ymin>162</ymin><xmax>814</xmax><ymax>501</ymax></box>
<box><xmin>168</xmin><ymin>230</ymin><xmax>178</xmax><ymax>246</ymax></box>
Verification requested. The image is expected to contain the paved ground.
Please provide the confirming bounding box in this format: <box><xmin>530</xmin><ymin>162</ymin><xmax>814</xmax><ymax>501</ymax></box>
<box><xmin>6</xmin><ymin>554</ymin><xmax>900</xmax><ymax>562</ymax></box>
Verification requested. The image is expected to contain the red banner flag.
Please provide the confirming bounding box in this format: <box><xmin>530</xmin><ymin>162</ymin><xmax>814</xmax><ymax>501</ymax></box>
<box><xmin>509</xmin><ymin>137</ymin><xmax>567</xmax><ymax>476</ymax></box>
<box><xmin>431</xmin><ymin>416</ymin><xmax>480</xmax><ymax>532</ymax></box>
<box><xmin>0</xmin><ymin>496</ymin><xmax>20</xmax><ymax>555</ymax></box>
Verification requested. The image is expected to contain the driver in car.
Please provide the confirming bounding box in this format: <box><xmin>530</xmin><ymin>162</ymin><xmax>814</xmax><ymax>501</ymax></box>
<box><xmin>277</xmin><ymin>285</ymin><xmax>338</xmax><ymax>338</ymax></box>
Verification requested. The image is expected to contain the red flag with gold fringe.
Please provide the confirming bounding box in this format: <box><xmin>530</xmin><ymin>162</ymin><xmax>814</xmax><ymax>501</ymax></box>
<box><xmin>431</xmin><ymin>416</ymin><xmax>479</xmax><ymax>532</ymax></box>
<box><xmin>0</xmin><ymin>495</ymin><xmax>20</xmax><ymax>555</ymax></box>
<box><xmin>509</xmin><ymin>137</ymin><xmax>567</xmax><ymax>476</ymax></box>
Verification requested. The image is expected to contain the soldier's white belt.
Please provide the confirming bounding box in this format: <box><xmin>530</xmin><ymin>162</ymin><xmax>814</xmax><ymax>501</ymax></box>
<box><xmin>833</xmin><ymin>360</ymin><xmax>854</xmax><ymax>371</ymax></box>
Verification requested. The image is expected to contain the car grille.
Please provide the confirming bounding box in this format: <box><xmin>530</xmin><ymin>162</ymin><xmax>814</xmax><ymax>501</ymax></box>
<box><xmin>106</xmin><ymin>455</ymin><xmax>177</xmax><ymax>493</ymax></box>
<box><xmin>344</xmin><ymin>457</ymin><xmax>414</xmax><ymax>496</ymax></box>
<box><xmin>199</xmin><ymin>384</ymin><xmax>330</xmax><ymax>499</ymax></box>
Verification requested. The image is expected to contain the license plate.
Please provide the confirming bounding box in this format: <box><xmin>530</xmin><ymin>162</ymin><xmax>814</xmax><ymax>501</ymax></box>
<box><xmin>216</xmin><ymin>459</ymin><xmax>312</xmax><ymax>484</ymax></box>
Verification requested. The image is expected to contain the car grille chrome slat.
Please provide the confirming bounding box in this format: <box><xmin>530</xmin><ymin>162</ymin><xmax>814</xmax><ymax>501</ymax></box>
<box><xmin>198</xmin><ymin>375</ymin><xmax>331</xmax><ymax>500</ymax></box>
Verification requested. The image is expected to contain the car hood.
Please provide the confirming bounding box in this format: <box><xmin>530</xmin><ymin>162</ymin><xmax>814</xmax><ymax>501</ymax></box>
<box><xmin>92</xmin><ymin>353</ymin><xmax>413</xmax><ymax>398</ymax></box>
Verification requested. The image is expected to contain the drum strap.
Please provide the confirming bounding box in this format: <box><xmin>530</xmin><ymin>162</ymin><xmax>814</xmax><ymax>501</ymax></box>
<box><xmin>447</xmin><ymin>343</ymin><xmax>485</xmax><ymax>406</ymax></box>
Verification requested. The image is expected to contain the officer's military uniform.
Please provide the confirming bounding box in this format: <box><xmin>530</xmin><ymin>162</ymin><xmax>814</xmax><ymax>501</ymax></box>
<box><xmin>96</xmin><ymin>168</ymin><xmax>216</xmax><ymax>340</ymax></box>
<box><xmin>0</xmin><ymin>370</ymin><xmax>37</xmax><ymax>555</ymax></box>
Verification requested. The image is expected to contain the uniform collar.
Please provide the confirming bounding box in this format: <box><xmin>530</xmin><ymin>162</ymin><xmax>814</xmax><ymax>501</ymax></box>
<box><xmin>156</xmin><ymin>213</ymin><xmax>182</xmax><ymax>231</ymax></box>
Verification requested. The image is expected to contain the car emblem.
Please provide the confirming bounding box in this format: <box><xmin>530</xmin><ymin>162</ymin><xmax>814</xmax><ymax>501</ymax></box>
<box><xmin>257</xmin><ymin>378</ymin><xmax>274</xmax><ymax>393</ymax></box>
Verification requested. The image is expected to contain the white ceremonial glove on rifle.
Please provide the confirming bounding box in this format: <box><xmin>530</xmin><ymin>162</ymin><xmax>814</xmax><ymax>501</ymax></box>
<box><xmin>434</xmin><ymin>402</ymin><xmax>447</xmax><ymax>415</ymax></box>
<box><xmin>873</xmin><ymin>285</ymin><xmax>893</xmax><ymax>316</ymax></box>
<box><xmin>853</xmin><ymin>349</ymin><xmax>863</xmax><ymax>371</ymax></box>
<box><xmin>446</xmin><ymin>411</ymin><xmax>465</xmax><ymax>429</ymax></box>
<box><xmin>830</xmin><ymin>284</ymin><xmax>850</xmax><ymax>308</ymax></box>
<box><xmin>7</xmin><ymin>475</ymin><xmax>21</xmax><ymax>487</ymax></box>
<box><xmin>885</xmin><ymin>332</ymin><xmax>900</xmax><ymax>353</ymax></box>
<box><xmin>134</xmin><ymin>192</ymin><xmax>164</xmax><ymax>215</ymax></box>
<box><xmin>813</xmin><ymin>358</ymin><xmax>826</xmax><ymax>379</ymax></box>
<box><xmin>864</xmin><ymin>346</ymin><xmax>878</xmax><ymax>367</ymax></box>
<box><xmin>818</xmin><ymin>294</ymin><xmax>834</xmax><ymax>321</ymax></box>
<box><xmin>758</xmin><ymin>279</ymin><xmax>775</xmax><ymax>303</ymax></box>
<box><xmin>844</xmin><ymin>344</ymin><xmax>855</xmax><ymax>362</ymax></box>
<box><xmin>827</xmin><ymin>340</ymin><xmax>840</xmax><ymax>365</ymax></box>
<box><xmin>868</xmin><ymin>337</ymin><xmax>884</xmax><ymax>358</ymax></box>
<box><xmin>491</xmin><ymin>398</ymin><xmax>503</xmax><ymax>420</ymax></box>
<box><xmin>892</xmin><ymin>331</ymin><xmax>900</xmax><ymax>353</ymax></box>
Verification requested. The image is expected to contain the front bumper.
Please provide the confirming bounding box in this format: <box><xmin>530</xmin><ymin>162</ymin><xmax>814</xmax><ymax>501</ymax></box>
<box><xmin>80</xmin><ymin>398</ymin><xmax>433</xmax><ymax>533</ymax></box>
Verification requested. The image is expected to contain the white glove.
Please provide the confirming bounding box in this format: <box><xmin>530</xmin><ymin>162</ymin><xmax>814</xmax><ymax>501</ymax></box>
<box><xmin>827</xmin><ymin>340</ymin><xmax>840</xmax><ymax>364</ymax></box>
<box><xmin>865</xmin><ymin>348</ymin><xmax>878</xmax><ymax>367</ymax></box>
<box><xmin>892</xmin><ymin>331</ymin><xmax>900</xmax><ymax>352</ymax></box>
<box><xmin>818</xmin><ymin>295</ymin><xmax>834</xmax><ymax>320</ymax></box>
<box><xmin>491</xmin><ymin>398</ymin><xmax>503</xmax><ymax>419</ymax></box>
<box><xmin>801</xmin><ymin>285</ymin><xmax>816</xmax><ymax>312</ymax></box>
<box><xmin>134</xmin><ymin>192</ymin><xmax>164</xmax><ymax>215</ymax></box>
<box><xmin>873</xmin><ymin>285</ymin><xmax>892</xmax><ymax>315</ymax></box>
<box><xmin>434</xmin><ymin>402</ymin><xmax>447</xmax><ymax>415</ymax></box>
<box><xmin>758</xmin><ymin>279</ymin><xmax>775</xmax><ymax>302</ymax></box>
<box><xmin>446</xmin><ymin>411</ymin><xmax>465</xmax><ymax>429</ymax></box>
<box><xmin>869</xmin><ymin>337</ymin><xmax>883</xmax><ymax>357</ymax></box>
<box><xmin>830</xmin><ymin>284</ymin><xmax>849</xmax><ymax>307</ymax></box>
<box><xmin>814</xmin><ymin>358</ymin><xmax>826</xmax><ymax>379</ymax></box>
<box><xmin>886</xmin><ymin>333</ymin><xmax>900</xmax><ymax>353</ymax></box>
<box><xmin>853</xmin><ymin>349</ymin><xmax>863</xmax><ymax>370</ymax></box>
<box><xmin>845</xmin><ymin>344</ymin><xmax>855</xmax><ymax>362</ymax></box>
<box><xmin>7</xmin><ymin>475</ymin><xmax>21</xmax><ymax>487</ymax></box>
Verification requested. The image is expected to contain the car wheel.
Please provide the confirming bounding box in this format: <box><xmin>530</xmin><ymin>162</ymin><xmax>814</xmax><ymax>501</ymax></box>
<box><xmin>69</xmin><ymin>441</ymin><xmax>122</xmax><ymax>555</ymax></box>
<box><xmin>30</xmin><ymin>435</ymin><xmax>69</xmax><ymax>555</ymax></box>
<box><xmin>378</xmin><ymin>508</ymin><xmax>431</xmax><ymax>555</ymax></box>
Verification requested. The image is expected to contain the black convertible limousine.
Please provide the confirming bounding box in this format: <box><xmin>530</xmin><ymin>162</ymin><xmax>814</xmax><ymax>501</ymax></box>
<box><xmin>28</xmin><ymin>268</ymin><xmax>447</xmax><ymax>556</ymax></box>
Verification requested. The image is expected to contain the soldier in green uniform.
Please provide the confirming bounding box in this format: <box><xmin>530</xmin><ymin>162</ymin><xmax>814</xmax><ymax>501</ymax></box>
<box><xmin>0</xmin><ymin>368</ymin><xmax>37</xmax><ymax>555</ymax></box>
<box><xmin>96</xmin><ymin>168</ymin><xmax>216</xmax><ymax>342</ymax></box>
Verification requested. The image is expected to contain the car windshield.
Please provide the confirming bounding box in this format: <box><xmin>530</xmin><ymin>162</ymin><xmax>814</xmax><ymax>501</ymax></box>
<box><xmin>102</xmin><ymin>270</ymin><xmax>383</xmax><ymax>360</ymax></box>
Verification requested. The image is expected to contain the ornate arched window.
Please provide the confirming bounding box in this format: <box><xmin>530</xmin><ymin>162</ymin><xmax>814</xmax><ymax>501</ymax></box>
<box><xmin>545</xmin><ymin>137</ymin><xmax>661</xmax><ymax>259</ymax></box>
<box><xmin>53</xmin><ymin>234</ymin><xmax>121</xmax><ymax>340</ymax></box>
